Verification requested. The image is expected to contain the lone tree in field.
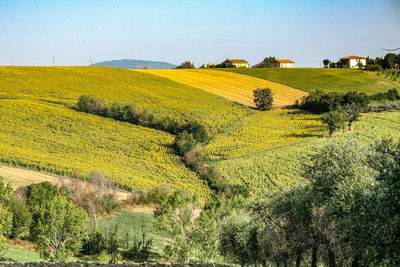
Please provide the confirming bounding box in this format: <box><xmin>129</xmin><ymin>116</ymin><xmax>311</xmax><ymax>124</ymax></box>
<box><xmin>176</xmin><ymin>61</ymin><xmax>195</xmax><ymax>69</ymax></box>
<box><xmin>253</xmin><ymin>88</ymin><xmax>273</xmax><ymax>111</ymax></box>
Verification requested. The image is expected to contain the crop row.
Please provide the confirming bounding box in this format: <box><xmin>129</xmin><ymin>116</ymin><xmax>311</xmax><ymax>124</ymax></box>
<box><xmin>0</xmin><ymin>98</ymin><xmax>211</xmax><ymax>197</ymax></box>
<box><xmin>136</xmin><ymin>69</ymin><xmax>308</xmax><ymax>107</ymax></box>
<box><xmin>202</xmin><ymin>109</ymin><xmax>325</xmax><ymax>157</ymax></box>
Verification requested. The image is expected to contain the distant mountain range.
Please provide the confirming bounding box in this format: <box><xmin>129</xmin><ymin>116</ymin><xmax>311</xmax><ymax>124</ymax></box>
<box><xmin>90</xmin><ymin>59</ymin><xmax>176</xmax><ymax>69</ymax></box>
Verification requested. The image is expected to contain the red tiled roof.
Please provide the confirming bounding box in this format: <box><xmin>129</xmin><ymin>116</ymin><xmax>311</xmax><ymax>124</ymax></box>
<box><xmin>225</xmin><ymin>59</ymin><xmax>248</xmax><ymax>64</ymax></box>
<box><xmin>275</xmin><ymin>59</ymin><xmax>295</xmax><ymax>63</ymax></box>
<box><xmin>340</xmin><ymin>55</ymin><xmax>367</xmax><ymax>60</ymax></box>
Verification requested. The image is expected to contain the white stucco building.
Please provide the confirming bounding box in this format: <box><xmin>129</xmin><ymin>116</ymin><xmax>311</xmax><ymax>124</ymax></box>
<box><xmin>340</xmin><ymin>55</ymin><xmax>367</xmax><ymax>68</ymax></box>
<box><xmin>271</xmin><ymin>59</ymin><xmax>295</xmax><ymax>68</ymax></box>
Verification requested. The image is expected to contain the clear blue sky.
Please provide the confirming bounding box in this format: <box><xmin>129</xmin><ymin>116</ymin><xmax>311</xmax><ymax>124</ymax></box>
<box><xmin>1</xmin><ymin>0</ymin><xmax>399</xmax><ymax>67</ymax></box>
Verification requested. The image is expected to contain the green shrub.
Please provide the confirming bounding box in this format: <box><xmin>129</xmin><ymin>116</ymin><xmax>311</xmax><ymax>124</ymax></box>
<box><xmin>253</xmin><ymin>88</ymin><xmax>273</xmax><ymax>111</ymax></box>
<box><xmin>8</xmin><ymin>196</ymin><xmax>31</xmax><ymax>239</ymax></box>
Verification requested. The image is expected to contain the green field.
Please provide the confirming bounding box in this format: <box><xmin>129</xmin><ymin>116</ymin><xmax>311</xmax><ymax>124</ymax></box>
<box><xmin>220</xmin><ymin>68</ymin><xmax>399</xmax><ymax>94</ymax></box>
<box><xmin>99</xmin><ymin>211</ymin><xmax>167</xmax><ymax>260</ymax></box>
<box><xmin>3</xmin><ymin>245</ymin><xmax>88</xmax><ymax>263</ymax></box>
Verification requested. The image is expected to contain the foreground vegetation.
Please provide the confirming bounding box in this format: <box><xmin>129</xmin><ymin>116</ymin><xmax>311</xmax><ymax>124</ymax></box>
<box><xmin>222</xmin><ymin>68</ymin><xmax>399</xmax><ymax>94</ymax></box>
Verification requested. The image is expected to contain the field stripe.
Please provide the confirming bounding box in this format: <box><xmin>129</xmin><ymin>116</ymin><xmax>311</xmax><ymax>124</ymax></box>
<box><xmin>135</xmin><ymin>69</ymin><xmax>308</xmax><ymax>108</ymax></box>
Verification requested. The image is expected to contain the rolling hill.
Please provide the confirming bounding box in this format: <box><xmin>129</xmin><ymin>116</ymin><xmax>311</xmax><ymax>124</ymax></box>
<box><xmin>220</xmin><ymin>68</ymin><xmax>399</xmax><ymax>94</ymax></box>
<box><xmin>90</xmin><ymin>59</ymin><xmax>176</xmax><ymax>69</ymax></box>
<box><xmin>135</xmin><ymin>69</ymin><xmax>308</xmax><ymax>107</ymax></box>
<box><xmin>1</xmin><ymin>66</ymin><xmax>399</xmax><ymax>197</ymax></box>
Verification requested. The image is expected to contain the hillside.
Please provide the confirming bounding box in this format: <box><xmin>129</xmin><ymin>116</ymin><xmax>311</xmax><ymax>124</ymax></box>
<box><xmin>1</xmin><ymin>66</ymin><xmax>399</xmax><ymax>197</ymax></box>
<box><xmin>135</xmin><ymin>69</ymin><xmax>308</xmax><ymax>107</ymax></box>
<box><xmin>0</xmin><ymin>66</ymin><xmax>253</xmax><ymax>195</ymax></box>
<box><xmin>221</xmin><ymin>68</ymin><xmax>399</xmax><ymax>94</ymax></box>
<box><xmin>90</xmin><ymin>59</ymin><xmax>176</xmax><ymax>69</ymax></box>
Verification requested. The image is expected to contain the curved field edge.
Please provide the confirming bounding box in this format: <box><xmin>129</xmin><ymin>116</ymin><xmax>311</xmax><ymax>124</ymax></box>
<box><xmin>219</xmin><ymin>68</ymin><xmax>399</xmax><ymax>94</ymax></box>
<box><xmin>134</xmin><ymin>69</ymin><xmax>308</xmax><ymax>108</ymax></box>
<box><xmin>213</xmin><ymin>112</ymin><xmax>400</xmax><ymax>195</ymax></box>
<box><xmin>0</xmin><ymin>98</ymin><xmax>211</xmax><ymax>197</ymax></box>
<box><xmin>0</xmin><ymin>66</ymin><xmax>251</xmax><ymax>136</ymax></box>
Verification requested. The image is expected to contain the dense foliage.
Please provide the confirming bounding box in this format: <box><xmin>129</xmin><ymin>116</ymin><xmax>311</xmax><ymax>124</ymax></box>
<box><xmin>253</xmin><ymin>88</ymin><xmax>273</xmax><ymax>111</ymax></box>
<box><xmin>176</xmin><ymin>61</ymin><xmax>195</xmax><ymax>69</ymax></box>
<box><xmin>216</xmin><ymin>137</ymin><xmax>400</xmax><ymax>266</ymax></box>
<box><xmin>300</xmin><ymin>89</ymin><xmax>400</xmax><ymax>114</ymax></box>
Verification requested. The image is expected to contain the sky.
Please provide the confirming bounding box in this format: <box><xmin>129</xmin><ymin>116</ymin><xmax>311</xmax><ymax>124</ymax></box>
<box><xmin>0</xmin><ymin>0</ymin><xmax>399</xmax><ymax>67</ymax></box>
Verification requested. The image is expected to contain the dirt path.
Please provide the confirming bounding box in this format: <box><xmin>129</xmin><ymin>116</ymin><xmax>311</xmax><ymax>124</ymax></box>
<box><xmin>0</xmin><ymin>164</ymin><xmax>131</xmax><ymax>202</ymax></box>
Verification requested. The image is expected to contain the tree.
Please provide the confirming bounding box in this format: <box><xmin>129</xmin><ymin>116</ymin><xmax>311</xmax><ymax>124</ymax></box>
<box><xmin>253</xmin><ymin>57</ymin><xmax>276</xmax><ymax>68</ymax></box>
<box><xmin>8</xmin><ymin>196</ymin><xmax>31</xmax><ymax>239</ymax></box>
<box><xmin>0</xmin><ymin>203</ymin><xmax>12</xmax><ymax>258</ymax></box>
<box><xmin>321</xmin><ymin>110</ymin><xmax>348</xmax><ymax>137</ymax></box>
<box><xmin>153</xmin><ymin>190</ymin><xmax>199</xmax><ymax>263</ymax></box>
<box><xmin>383</xmin><ymin>53</ymin><xmax>397</xmax><ymax>69</ymax></box>
<box><xmin>357</xmin><ymin>61</ymin><xmax>364</xmax><ymax>69</ymax></box>
<box><xmin>338</xmin><ymin>103</ymin><xmax>362</xmax><ymax>130</ymax></box>
<box><xmin>192</xmin><ymin>199</ymin><xmax>229</xmax><ymax>263</ymax></box>
<box><xmin>176</xmin><ymin>61</ymin><xmax>195</xmax><ymax>69</ymax></box>
<box><xmin>323</xmin><ymin>59</ymin><xmax>330</xmax><ymax>68</ymax></box>
<box><xmin>218</xmin><ymin>213</ymin><xmax>256</xmax><ymax>266</ymax></box>
<box><xmin>253</xmin><ymin>88</ymin><xmax>273</xmax><ymax>111</ymax></box>
<box><xmin>34</xmin><ymin>195</ymin><xmax>88</xmax><ymax>262</ymax></box>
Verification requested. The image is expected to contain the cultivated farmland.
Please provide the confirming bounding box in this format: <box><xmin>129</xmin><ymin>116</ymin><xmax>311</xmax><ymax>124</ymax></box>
<box><xmin>0</xmin><ymin>66</ymin><xmax>399</xmax><ymax>197</ymax></box>
<box><xmin>135</xmin><ymin>69</ymin><xmax>308</xmax><ymax>107</ymax></box>
<box><xmin>222</xmin><ymin>68</ymin><xmax>400</xmax><ymax>94</ymax></box>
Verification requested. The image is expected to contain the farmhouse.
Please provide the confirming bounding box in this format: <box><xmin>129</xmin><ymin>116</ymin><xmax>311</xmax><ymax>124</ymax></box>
<box><xmin>271</xmin><ymin>59</ymin><xmax>295</xmax><ymax>68</ymax></box>
<box><xmin>340</xmin><ymin>55</ymin><xmax>367</xmax><ymax>68</ymax></box>
<box><xmin>222</xmin><ymin>59</ymin><xmax>249</xmax><ymax>68</ymax></box>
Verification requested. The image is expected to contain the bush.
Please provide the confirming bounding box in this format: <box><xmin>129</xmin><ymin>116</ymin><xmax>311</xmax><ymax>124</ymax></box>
<box><xmin>174</xmin><ymin>131</ymin><xmax>197</xmax><ymax>156</ymax></box>
<box><xmin>253</xmin><ymin>88</ymin><xmax>273</xmax><ymax>111</ymax></box>
<box><xmin>139</xmin><ymin>184</ymin><xmax>171</xmax><ymax>205</ymax></box>
<box><xmin>365</xmin><ymin>64</ymin><xmax>383</xmax><ymax>71</ymax></box>
<box><xmin>76</xmin><ymin>95</ymin><xmax>108</xmax><ymax>115</ymax></box>
<box><xmin>8</xmin><ymin>196</ymin><xmax>31</xmax><ymax>239</ymax></box>
<box><xmin>301</xmin><ymin>90</ymin><xmax>371</xmax><ymax>114</ymax></box>
<box><xmin>81</xmin><ymin>230</ymin><xmax>105</xmax><ymax>255</ymax></box>
<box><xmin>321</xmin><ymin>110</ymin><xmax>348</xmax><ymax>137</ymax></box>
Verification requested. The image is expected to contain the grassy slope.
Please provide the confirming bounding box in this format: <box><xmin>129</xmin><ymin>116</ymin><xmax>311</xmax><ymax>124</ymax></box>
<box><xmin>99</xmin><ymin>211</ymin><xmax>167</xmax><ymax>260</ymax></box>
<box><xmin>136</xmin><ymin>69</ymin><xmax>307</xmax><ymax>107</ymax></box>
<box><xmin>4</xmin><ymin>245</ymin><xmax>88</xmax><ymax>263</ymax></box>
<box><xmin>220</xmin><ymin>68</ymin><xmax>399</xmax><ymax>94</ymax></box>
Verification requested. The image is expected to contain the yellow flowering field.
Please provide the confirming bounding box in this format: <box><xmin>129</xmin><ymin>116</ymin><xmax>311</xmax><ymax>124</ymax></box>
<box><xmin>202</xmin><ymin>109</ymin><xmax>325</xmax><ymax>157</ymax></box>
<box><xmin>135</xmin><ymin>69</ymin><xmax>308</xmax><ymax>107</ymax></box>
<box><xmin>0</xmin><ymin>98</ymin><xmax>210</xmax><ymax>196</ymax></box>
<box><xmin>0</xmin><ymin>66</ymin><xmax>251</xmax><ymax>134</ymax></box>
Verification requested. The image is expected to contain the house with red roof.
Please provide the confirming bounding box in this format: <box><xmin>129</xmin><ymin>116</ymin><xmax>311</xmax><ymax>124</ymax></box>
<box><xmin>340</xmin><ymin>55</ymin><xmax>366</xmax><ymax>68</ymax></box>
<box><xmin>222</xmin><ymin>59</ymin><xmax>249</xmax><ymax>68</ymax></box>
<box><xmin>271</xmin><ymin>59</ymin><xmax>295</xmax><ymax>68</ymax></box>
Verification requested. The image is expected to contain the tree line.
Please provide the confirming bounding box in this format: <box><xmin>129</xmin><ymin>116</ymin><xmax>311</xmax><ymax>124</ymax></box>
<box><xmin>76</xmin><ymin>95</ymin><xmax>245</xmax><ymax>196</ymax></box>
<box><xmin>299</xmin><ymin>88</ymin><xmax>400</xmax><ymax>136</ymax></box>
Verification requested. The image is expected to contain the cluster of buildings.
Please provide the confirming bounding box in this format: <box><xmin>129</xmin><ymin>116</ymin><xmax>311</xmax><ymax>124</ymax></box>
<box><xmin>202</xmin><ymin>55</ymin><xmax>367</xmax><ymax>69</ymax></box>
